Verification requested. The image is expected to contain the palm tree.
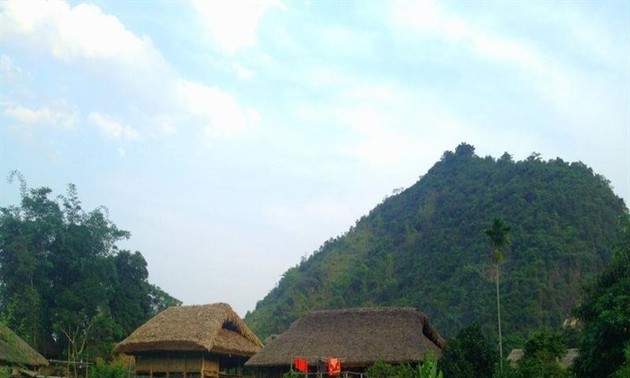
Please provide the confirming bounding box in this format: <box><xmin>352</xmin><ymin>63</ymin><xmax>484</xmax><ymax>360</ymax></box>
<box><xmin>484</xmin><ymin>217</ymin><xmax>511</xmax><ymax>373</ymax></box>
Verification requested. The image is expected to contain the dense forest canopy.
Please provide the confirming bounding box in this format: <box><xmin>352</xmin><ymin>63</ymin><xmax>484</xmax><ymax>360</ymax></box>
<box><xmin>245</xmin><ymin>143</ymin><xmax>628</xmax><ymax>349</ymax></box>
<box><xmin>573</xmin><ymin>223</ymin><xmax>630</xmax><ymax>377</ymax></box>
<box><xmin>0</xmin><ymin>171</ymin><xmax>181</xmax><ymax>362</ymax></box>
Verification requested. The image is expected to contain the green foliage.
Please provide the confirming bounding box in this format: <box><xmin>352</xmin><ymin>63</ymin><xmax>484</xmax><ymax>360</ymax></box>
<box><xmin>512</xmin><ymin>330</ymin><xmax>571</xmax><ymax>378</ymax></box>
<box><xmin>0</xmin><ymin>173</ymin><xmax>181</xmax><ymax>362</ymax></box>
<box><xmin>573</xmin><ymin>220</ymin><xmax>630</xmax><ymax>378</ymax></box>
<box><xmin>612</xmin><ymin>342</ymin><xmax>630</xmax><ymax>378</ymax></box>
<box><xmin>88</xmin><ymin>361</ymin><xmax>130</xmax><ymax>378</ymax></box>
<box><xmin>485</xmin><ymin>218</ymin><xmax>511</xmax><ymax>264</ymax></box>
<box><xmin>149</xmin><ymin>284</ymin><xmax>182</xmax><ymax>314</ymax></box>
<box><xmin>440</xmin><ymin>323</ymin><xmax>497</xmax><ymax>378</ymax></box>
<box><xmin>282</xmin><ymin>369</ymin><xmax>304</xmax><ymax>378</ymax></box>
<box><xmin>282</xmin><ymin>369</ymin><xmax>303</xmax><ymax>378</ymax></box>
<box><xmin>523</xmin><ymin>330</ymin><xmax>567</xmax><ymax>362</ymax></box>
<box><xmin>246</xmin><ymin>144</ymin><xmax>628</xmax><ymax>348</ymax></box>
<box><xmin>365</xmin><ymin>355</ymin><xmax>443</xmax><ymax>378</ymax></box>
<box><xmin>366</xmin><ymin>360</ymin><xmax>399</xmax><ymax>378</ymax></box>
<box><xmin>492</xmin><ymin>329</ymin><xmax>573</xmax><ymax>378</ymax></box>
<box><xmin>416</xmin><ymin>353</ymin><xmax>443</xmax><ymax>378</ymax></box>
<box><xmin>513</xmin><ymin>355</ymin><xmax>571</xmax><ymax>378</ymax></box>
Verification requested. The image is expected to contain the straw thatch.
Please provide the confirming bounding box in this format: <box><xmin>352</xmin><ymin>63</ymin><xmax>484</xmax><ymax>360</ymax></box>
<box><xmin>114</xmin><ymin>303</ymin><xmax>262</xmax><ymax>357</ymax></box>
<box><xmin>0</xmin><ymin>323</ymin><xmax>48</xmax><ymax>367</ymax></box>
<box><xmin>507</xmin><ymin>348</ymin><xmax>578</xmax><ymax>369</ymax></box>
<box><xmin>245</xmin><ymin>307</ymin><xmax>445</xmax><ymax>368</ymax></box>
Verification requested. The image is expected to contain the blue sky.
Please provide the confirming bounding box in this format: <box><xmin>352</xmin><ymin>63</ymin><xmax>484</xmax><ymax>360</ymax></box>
<box><xmin>1</xmin><ymin>0</ymin><xmax>628</xmax><ymax>316</ymax></box>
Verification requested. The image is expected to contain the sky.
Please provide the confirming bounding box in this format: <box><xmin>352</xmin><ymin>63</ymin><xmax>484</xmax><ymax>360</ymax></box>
<box><xmin>1</xmin><ymin>0</ymin><xmax>629</xmax><ymax>317</ymax></box>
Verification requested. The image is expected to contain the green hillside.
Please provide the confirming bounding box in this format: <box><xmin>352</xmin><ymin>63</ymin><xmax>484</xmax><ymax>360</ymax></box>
<box><xmin>244</xmin><ymin>143</ymin><xmax>628</xmax><ymax>347</ymax></box>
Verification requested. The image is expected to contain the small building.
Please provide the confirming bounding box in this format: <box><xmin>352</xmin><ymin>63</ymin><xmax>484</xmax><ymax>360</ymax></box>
<box><xmin>245</xmin><ymin>307</ymin><xmax>445</xmax><ymax>378</ymax></box>
<box><xmin>0</xmin><ymin>323</ymin><xmax>48</xmax><ymax>376</ymax></box>
<box><xmin>114</xmin><ymin>303</ymin><xmax>263</xmax><ymax>378</ymax></box>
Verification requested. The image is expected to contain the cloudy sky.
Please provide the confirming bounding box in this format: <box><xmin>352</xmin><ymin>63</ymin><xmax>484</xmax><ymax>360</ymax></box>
<box><xmin>1</xmin><ymin>0</ymin><xmax>628</xmax><ymax>316</ymax></box>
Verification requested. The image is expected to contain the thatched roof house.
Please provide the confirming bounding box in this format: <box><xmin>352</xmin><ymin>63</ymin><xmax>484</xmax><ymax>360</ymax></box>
<box><xmin>0</xmin><ymin>323</ymin><xmax>48</xmax><ymax>374</ymax></box>
<box><xmin>245</xmin><ymin>307</ymin><xmax>445</xmax><ymax>376</ymax></box>
<box><xmin>507</xmin><ymin>348</ymin><xmax>578</xmax><ymax>369</ymax></box>
<box><xmin>114</xmin><ymin>303</ymin><xmax>262</xmax><ymax>378</ymax></box>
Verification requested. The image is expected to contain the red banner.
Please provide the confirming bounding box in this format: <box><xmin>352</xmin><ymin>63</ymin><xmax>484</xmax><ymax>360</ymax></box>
<box><xmin>294</xmin><ymin>357</ymin><xmax>308</xmax><ymax>373</ymax></box>
<box><xmin>327</xmin><ymin>358</ymin><xmax>341</xmax><ymax>376</ymax></box>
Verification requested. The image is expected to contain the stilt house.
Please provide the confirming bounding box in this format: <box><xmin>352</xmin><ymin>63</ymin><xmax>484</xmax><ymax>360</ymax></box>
<box><xmin>114</xmin><ymin>303</ymin><xmax>262</xmax><ymax>378</ymax></box>
<box><xmin>245</xmin><ymin>307</ymin><xmax>445</xmax><ymax>378</ymax></box>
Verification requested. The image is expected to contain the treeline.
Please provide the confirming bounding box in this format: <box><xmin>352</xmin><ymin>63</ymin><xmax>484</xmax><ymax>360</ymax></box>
<box><xmin>245</xmin><ymin>143</ymin><xmax>628</xmax><ymax>350</ymax></box>
<box><xmin>438</xmin><ymin>222</ymin><xmax>630</xmax><ymax>377</ymax></box>
<box><xmin>0</xmin><ymin>172</ymin><xmax>180</xmax><ymax>363</ymax></box>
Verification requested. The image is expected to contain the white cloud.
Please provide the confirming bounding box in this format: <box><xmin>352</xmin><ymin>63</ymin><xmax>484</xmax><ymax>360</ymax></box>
<box><xmin>151</xmin><ymin>114</ymin><xmax>178</xmax><ymax>136</ymax></box>
<box><xmin>191</xmin><ymin>0</ymin><xmax>285</xmax><ymax>54</ymax></box>
<box><xmin>336</xmin><ymin>109</ymin><xmax>458</xmax><ymax>169</ymax></box>
<box><xmin>389</xmin><ymin>1</ymin><xmax>627</xmax><ymax>149</ymax></box>
<box><xmin>177</xmin><ymin>80</ymin><xmax>260</xmax><ymax>137</ymax></box>
<box><xmin>88</xmin><ymin>112</ymin><xmax>141</xmax><ymax>141</ymax></box>
<box><xmin>0</xmin><ymin>0</ymin><xmax>157</xmax><ymax>64</ymax></box>
<box><xmin>330</xmin><ymin>83</ymin><xmax>464</xmax><ymax>168</ymax></box>
<box><xmin>0</xmin><ymin>55</ymin><xmax>25</xmax><ymax>80</ymax></box>
<box><xmin>3</xmin><ymin>101</ymin><xmax>79</xmax><ymax>130</ymax></box>
<box><xmin>391</xmin><ymin>0</ymin><xmax>542</xmax><ymax>70</ymax></box>
<box><xmin>1</xmin><ymin>0</ymin><xmax>259</xmax><ymax>140</ymax></box>
<box><xmin>231</xmin><ymin>62</ymin><xmax>255</xmax><ymax>80</ymax></box>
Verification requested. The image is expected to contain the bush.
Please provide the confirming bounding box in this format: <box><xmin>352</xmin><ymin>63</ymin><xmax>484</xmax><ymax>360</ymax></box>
<box><xmin>282</xmin><ymin>369</ymin><xmax>303</xmax><ymax>378</ymax></box>
<box><xmin>88</xmin><ymin>361</ymin><xmax>129</xmax><ymax>378</ymax></box>
<box><xmin>507</xmin><ymin>330</ymin><xmax>573</xmax><ymax>378</ymax></box>
<box><xmin>365</xmin><ymin>354</ymin><xmax>443</xmax><ymax>378</ymax></box>
<box><xmin>366</xmin><ymin>360</ymin><xmax>399</xmax><ymax>378</ymax></box>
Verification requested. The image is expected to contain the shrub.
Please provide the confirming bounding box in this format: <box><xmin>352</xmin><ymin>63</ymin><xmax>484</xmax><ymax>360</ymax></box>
<box><xmin>88</xmin><ymin>361</ymin><xmax>129</xmax><ymax>378</ymax></box>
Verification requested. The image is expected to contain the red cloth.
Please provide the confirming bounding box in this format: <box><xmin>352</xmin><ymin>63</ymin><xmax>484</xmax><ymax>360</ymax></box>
<box><xmin>327</xmin><ymin>358</ymin><xmax>341</xmax><ymax>376</ymax></box>
<box><xmin>294</xmin><ymin>357</ymin><xmax>308</xmax><ymax>373</ymax></box>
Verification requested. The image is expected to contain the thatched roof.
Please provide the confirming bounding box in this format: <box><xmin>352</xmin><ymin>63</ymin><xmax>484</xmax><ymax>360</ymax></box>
<box><xmin>114</xmin><ymin>303</ymin><xmax>262</xmax><ymax>357</ymax></box>
<box><xmin>507</xmin><ymin>348</ymin><xmax>578</xmax><ymax>369</ymax></box>
<box><xmin>0</xmin><ymin>323</ymin><xmax>48</xmax><ymax>367</ymax></box>
<box><xmin>245</xmin><ymin>307</ymin><xmax>445</xmax><ymax>368</ymax></box>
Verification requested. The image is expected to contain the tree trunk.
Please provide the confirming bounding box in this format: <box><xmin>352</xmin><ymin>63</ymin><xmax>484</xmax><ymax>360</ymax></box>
<box><xmin>496</xmin><ymin>263</ymin><xmax>503</xmax><ymax>373</ymax></box>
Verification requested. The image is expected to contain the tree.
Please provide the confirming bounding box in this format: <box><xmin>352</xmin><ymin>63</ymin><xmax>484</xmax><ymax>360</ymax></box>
<box><xmin>110</xmin><ymin>251</ymin><xmax>152</xmax><ymax>336</ymax></box>
<box><xmin>484</xmin><ymin>217</ymin><xmax>511</xmax><ymax>372</ymax></box>
<box><xmin>513</xmin><ymin>330</ymin><xmax>570</xmax><ymax>378</ymax></box>
<box><xmin>440</xmin><ymin>323</ymin><xmax>497</xmax><ymax>378</ymax></box>
<box><xmin>613</xmin><ymin>343</ymin><xmax>630</xmax><ymax>378</ymax></box>
<box><xmin>0</xmin><ymin>173</ymin><xmax>180</xmax><ymax>362</ymax></box>
<box><xmin>149</xmin><ymin>284</ymin><xmax>182</xmax><ymax>315</ymax></box>
<box><xmin>0</xmin><ymin>174</ymin><xmax>65</xmax><ymax>351</ymax></box>
<box><xmin>573</xmin><ymin>219</ymin><xmax>630</xmax><ymax>377</ymax></box>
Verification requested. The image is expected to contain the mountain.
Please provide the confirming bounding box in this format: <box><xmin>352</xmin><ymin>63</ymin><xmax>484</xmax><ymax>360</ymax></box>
<box><xmin>244</xmin><ymin>143</ymin><xmax>628</xmax><ymax>347</ymax></box>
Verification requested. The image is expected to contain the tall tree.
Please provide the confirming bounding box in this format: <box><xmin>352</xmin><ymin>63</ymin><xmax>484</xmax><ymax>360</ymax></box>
<box><xmin>484</xmin><ymin>217</ymin><xmax>511</xmax><ymax>372</ymax></box>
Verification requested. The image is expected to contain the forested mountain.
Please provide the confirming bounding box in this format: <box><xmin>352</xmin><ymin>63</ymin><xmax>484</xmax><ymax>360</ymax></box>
<box><xmin>0</xmin><ymin>172</ymin><xmax>181</xmax><ymax>362</ymax></box>
<box><xmin>245</xmin><ymin>143</ymin><xmax>628</xmax><ymax>348</ymax></box>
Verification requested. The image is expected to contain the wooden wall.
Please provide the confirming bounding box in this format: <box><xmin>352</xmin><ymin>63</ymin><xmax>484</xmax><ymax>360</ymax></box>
<box><xmin>134</xmin><ymin>352</ymin><xmax>219</xmax><ymax>378</ymax></box>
